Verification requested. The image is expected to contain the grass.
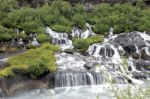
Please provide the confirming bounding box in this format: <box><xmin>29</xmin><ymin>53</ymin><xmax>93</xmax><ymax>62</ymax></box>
<box><xmin>0</xmin><ymin>43</ymin><xmax>60</xmax><ymax>78</ymax></box>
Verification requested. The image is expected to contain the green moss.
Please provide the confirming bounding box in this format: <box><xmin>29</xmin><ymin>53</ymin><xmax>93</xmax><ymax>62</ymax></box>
<box><xmin>0</xmin><ymin>67</ymin><xmax>14</xmax><ymax>78</ymax></box>
<box><xmin>0</xmin><ymin>43</ymin><xmax>60</xmax><ymax>78</ymax></box>
<box><xmin>73</xmin><ymin>35</ymin><xmax>104</xmax><ymax>52</ymax></box>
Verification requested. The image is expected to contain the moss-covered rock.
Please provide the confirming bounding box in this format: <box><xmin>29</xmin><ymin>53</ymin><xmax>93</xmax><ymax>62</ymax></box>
<box><xmin>73</xmin><ymin>35</ymin><xmax>104</xmax><ymax>52</ymax></box>
<box><xmin>0</xmin><ymin>43</ymin><xmax>60</xmax><ymax>78</ymax></box>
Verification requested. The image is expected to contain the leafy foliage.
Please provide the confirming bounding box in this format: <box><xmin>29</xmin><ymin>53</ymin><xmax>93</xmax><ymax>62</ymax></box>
<box><xmin>73</xmin><ymin>35</ymin><xmax>104</xmax><ymax>52</ymax></box>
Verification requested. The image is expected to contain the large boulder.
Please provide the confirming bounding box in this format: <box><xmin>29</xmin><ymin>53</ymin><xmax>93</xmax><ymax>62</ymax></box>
<box><xmin>113</xmin><ymin>32</ymin><xmax>146</xmax><ymax>54</ymax></box>
<box><xmin>135</xmin><ymin>59</ymin><xmax>150</xmax><ymax>71</ymax></box>
<box><xmin>141</xmin><ymin>47</ymin><xmax>150</xmax><ymax>60</ymax></box>
<box><xmin>0</xmin><ymin>74</ymin><xmax>51</xmax><ymax>96</ymax></box>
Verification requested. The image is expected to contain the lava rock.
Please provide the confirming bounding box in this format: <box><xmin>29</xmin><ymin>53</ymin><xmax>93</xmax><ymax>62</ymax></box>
<box><xmin>132</xmin><ymin>72</ymin><xmax>147</xmax><ymax>79</ymax></box>
<box><xmin>132</xmin><ymin>53</ymin><xmax>140</xmax><ymax>59</ymax></box>
<box><xmin>63</xmin><ymin>49</ymin><xmax>75</xmax><ymax>54</ymax></box>
<box><xmin>113</xmin><ymin>32</ymin><xmax>146</xmax><ymax>54</ymax></box>
<box><xmin>84</xmin><ymin>63</ymin><xmax>93</xmax><ymax>69</ymax></box>
<box><xmin>141</xmin><ymin>48</ymin><xmax>150</xmax><ymax>60</ymax></box>
<box><xmin>135</xmin><ymin>59</ymin><xmax>150</xmax><ymax>71</ymax></box>
<box><xmin>81</xmin><ymin>52</ymin><xmax>89</xmax><ymax>56</ymax></box>
<box><xmin>84</xmin><ymin>62</ymin><xmax>99</xmax><ymax>69</ymax></box>
<box><xmin>99</xmin><ymin>46</ymin><xmax>115</xmax><ymax>57</ymax></box>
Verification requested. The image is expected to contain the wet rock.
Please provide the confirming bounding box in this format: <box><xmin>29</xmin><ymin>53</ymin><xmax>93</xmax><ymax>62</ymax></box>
<box><xmin>99</xmin><ymin>46</ymin><xmax>114</xmax><ymax>57</ymax></box>
<box><xmin>0</xmin><ymin>62</ymin><xmax>9</xmax><ymax>69</ymax></box>
<box><xmin>84</xmin><ymin>63</ymin><xmax>93</xmax><ymax>69</ymax></box>
<box><xmin>0</xmin><ymin>74</ymin><xmax>50</xmax><ymax>96</ymax></box>
<box><xmin>0</xmin><ymin>86</ymin><xmax>4</xmax><ymax>98</ymax></box>
<box><xmin>132</xmin><ymin>72</ymin><xmax>147</xmax><ymax>79</ymax></box>
<box><xmin>135</xmin><ymin>59</ymin><xmax>150</xmax><ymax>71</ymax></box>
<box><xmin>132</xmin><ymin>53</ymin><xmax>140</xmax><ymax>59</ymax></box>
<box><xmin>81</xmin><ymin>52</ymin><xmax>89</xmax><ymax>56</ymax></box>
<box><xmin>0</xmin><ymin>78</ymin><xmax>4</xmax><ymax>98</ymax></box>
<box><xmin>123</xmin><ymin>45</ymin><xmax>137</xmax><ymax>54</ymax></box>
<box><xmin>141</xmin><ymin>48</ymin><xmax>150</xmax><ymax>60</ymax></box>
<box><xmin>84</xmin><ymin>62</ymin><xmax>99</xmax><ymax>69</ymax></box>
<box><xmin>113</xmin><ymin>32</ymin><xmax>146</xmax><ymax>54</ymax></box>
<box><xmin>63</xmin><ymin>49</ymin><xmax>75</xmax><ymax>54</ymax></box>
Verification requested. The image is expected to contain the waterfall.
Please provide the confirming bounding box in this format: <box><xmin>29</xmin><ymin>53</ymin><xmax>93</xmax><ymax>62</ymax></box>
<box><xmin>71</xmin><ymin>23</ymin><xmax>96</xmax><ymax>39</ymax></box>
<box><xmin>45</xmin><ymin>27</ymin><xmax>73</xmax><ymax>50</ymax></box>
<box><xmin>52</xmin><ymin>70</ymin><xmax>106</xmax><ymax>87</ymax></box>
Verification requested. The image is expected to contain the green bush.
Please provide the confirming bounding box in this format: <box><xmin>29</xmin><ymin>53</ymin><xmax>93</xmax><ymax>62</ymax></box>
<box><xmin>27</xmin><ymin>58</ymin><xmax>48</xmax><ymax>78</ymax></box>
<box><xmin>0</xmin><ymin>43</ymin><xmax>60</xmax><ymax>78</ymax></box>
<box><xmin>0</xmin><ymin>0</ymin><xmax>18</xmax><ymax>21</ymax></box>
<box><xmin>73</xmin><ymin>38</ymin><xmax>89</xmax><ymax>52</ymax></box>
<box><xmin>71</xmin><ymin>14</ymin><xmax>86</xmax><ymax>29</ymax></box>
<box><xmin>37</xmin><ymin>33</ymin><xmax>50</xmax><ymax>43</ymax></box>
<box><xmin>73</xmin><ymin>35</ymin><xmax>104</xmax><ymax>52</ymax></box>
<box><xmin>0</xmin><ymin>25</ymin><xmax>17</xmax><ymax>41</ymax></box>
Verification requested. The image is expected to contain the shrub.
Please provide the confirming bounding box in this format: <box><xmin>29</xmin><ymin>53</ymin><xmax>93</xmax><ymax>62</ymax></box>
<box><xmin>0</xmin><ymin>26</ymin><xmax>17</xmax><ymax>41</ymax></box>
<box><xmin>86</xmin><ymin>35</ymin><xmax>104</xmax><ymax>44</ymax></box>
<box><xmin>0</xmin><ymin>0</ymin><xmax>18</xmax><ymax>21</ymax></box>
<box><xmin>27</xmin><ymin>58</ymin><xmax>48</xmax><ymax>78</ymax></box>
<box><xmin>51</xmin><ymin>24</ymin><xmax>72</xmax><ymax>33</ymax></box>
<box><xmin>71</xmin><ymin>14</ymin><xmax>86</xmax><ymax>29</ymax></box>
<box><xmin>37</xmin><ymin>33</ymin><xmax>50</xmax><ymax>43</ymax></box>
<box><xmin>73</xmin><ymin>35</ymin><xmax>104</xmax><ymax>52</ymax></box>
<box><xmin>73</xmin><ymin>38</ymin><xmax>89</xmax><ymax>52</ymax></box>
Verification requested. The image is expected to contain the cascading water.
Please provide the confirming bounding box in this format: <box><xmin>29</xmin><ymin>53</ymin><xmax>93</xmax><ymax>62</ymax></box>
<box><xmin>45</xmin><ymin>27</ymin><xmax>73</xmax><ymax>50</ymax></box>
<box><xmin>3</xmin><ymin>29</ymin><xmax>150</xmax><ymax>99</ymax></box>
<box><xmin>49</xmin><ymin>31</ymin><xmax>150</xmax><ymax>88</ymax></box>
<box><xmin>71</xmin><ymin>23</ymin><xmax>96</xmax><ymax>39</ymax></box>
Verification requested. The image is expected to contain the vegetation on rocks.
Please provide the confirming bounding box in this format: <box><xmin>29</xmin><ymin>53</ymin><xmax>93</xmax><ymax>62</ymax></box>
<box><xmin>73</xmin><ymin>35</ymin><xmax>104</xmax><ymax>52</ymax></box>
<box><xmin>0</xmin><ymin>43</ymin><xmax>60</xmax><ymax>78</ymax></box>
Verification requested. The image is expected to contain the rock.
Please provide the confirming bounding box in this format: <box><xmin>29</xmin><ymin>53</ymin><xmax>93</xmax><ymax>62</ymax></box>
<box><xmin>0</xmin><ymin>78</ymin><xmax>4</xmax><ymax>98</ymax></box>
<box><xmin>113</xmin><ymin>32</ymin><xmax>146</xmax><ymax>54</ymax></box>
<box><xmin>0</xmin><ymin>62</ymin><xmax>9</xmax><ymax>69</ymax></box>
<box><xmin>84</xmin><ymin>62</ymin><xmax>99</xmax><ymax>69</ymax></box>
<box><xmin>81</xmin><ymin>52</ymin><xmax>89</xmax><ymax>56</ymax></box>
<box><xmin>84</xmin><ymin>63</ymin><xmax>93</xmax><ymax>69</ymax></box>
<box><xmin>0</xmin><ymin>74</ymin><xmax>50</xmax><ymax>96</ymax></box>
<box><xmin>141</xmin><ymin>48</ymin><xmax>150</xmax><ymax>60</ymax></box>
<box><xmin>132</xmin><ymin>72</ymin><xmax>147</xmax><ymax>79</ymax></box>
<box><xmin>132</xmin><ymin>53</ymin><xmax>140</xmax><ymax>59</ymax></box>
<box><xmin>135</xmin><ymin>59</ymin><xmax>150</xmax><ymax>71</ymax></box>
<box><xmin>99</xmin><ymin>46</ymin><xmax>114</xmax><ymax>57</ymax></box>
<box><xmin>0</xmin><ymin>88</ymin><xmax>4</xmax><ymax>98</ymax></box>
<box><xmin>63</xmin><ymin>49</ymin><xmax>75</xmax><ymax>54</ymax></box>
